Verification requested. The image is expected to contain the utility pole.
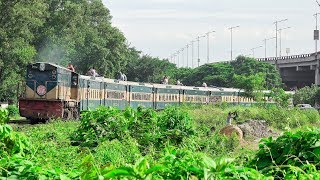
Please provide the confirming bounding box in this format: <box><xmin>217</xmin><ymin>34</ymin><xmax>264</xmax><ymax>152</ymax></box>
<box><xmin>263</xmin><ymin>37</ymin><xmax>276</xmax><ymax>59</ymax></box>
<box><xmin>229</xmin><ymin>26</ymin><xmax>240</xmax><ymax>61</ymax></box>
<box><xmin>197</xmin><ymin>35</ymin><xmax>206</xmax><ymax>67</ymax></box>
<box><xmin>206</xmin><ymin>30</ymin><xmax>215</xmax><ymax>64</ymax></box>
<box><xmin>273</xmin><ymin>19</ymin><xmax>288</xmax><ymax>58</ymax></box>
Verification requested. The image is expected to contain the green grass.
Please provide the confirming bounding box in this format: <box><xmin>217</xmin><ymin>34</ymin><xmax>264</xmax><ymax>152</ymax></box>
<box><xmin>15</xmin><ymin>120</ymin><xmax>82</xmax><ymax>172</ymax></box>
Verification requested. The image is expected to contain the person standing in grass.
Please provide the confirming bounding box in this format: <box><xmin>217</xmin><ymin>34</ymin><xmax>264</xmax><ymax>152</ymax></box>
<box><xmin>226</xmin><ymin>112</ymin><xmax>233</xmax><ymax>125</ymax></box>
<box><xmin>226</xmin><ymin>111</ymin><xmax>238</xmax><ymax>125</ymax></box>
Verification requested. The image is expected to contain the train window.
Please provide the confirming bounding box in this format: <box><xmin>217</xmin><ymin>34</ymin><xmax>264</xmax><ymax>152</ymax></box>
<box><xmin>132</xmin><ymin>93</ymin><xmax>151</xmax><ymax>101</ymax></box>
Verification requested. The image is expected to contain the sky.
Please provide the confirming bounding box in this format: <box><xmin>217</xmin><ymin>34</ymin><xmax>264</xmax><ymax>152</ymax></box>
<box><xmin>102</xmin><ymin>0</ymin><xmax>320</xmax><ymax>67</ymax></box>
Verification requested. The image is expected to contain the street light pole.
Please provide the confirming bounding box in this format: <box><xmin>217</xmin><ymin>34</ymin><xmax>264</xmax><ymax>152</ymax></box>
<box><xmin>229</xmin><ymin>26</ymin><xmax>240</xmax><ymax>61</ymax></box>
<box><xmin>197</xmin><ymin>35</ymin><xmax>206</xmax><ymax>67</ymax></box>
<box><xmin>181</xmin><ymin>48</ymin><xmax>184</xmax><ymax>67</ymax></box>
<box><xmin>314</xmin><ymin>13</ymin><xmax>320</xmax><ymax>85</ymax></box>
<box><xmin>206</xmin><ymin>30</ymin><xmax>215</xmax><ymax>64</ymax></box>
<box><xmin>263</xmin><ymin>37</ymin><xmax>276</xmax><ymax>59</ymax></box>
<box><xmin>186</xmin><ymin>44</ymin><xmax>190</xmax><ymax>67</ymax></box>
<box><xmin>251</xmin><ymin>46</ymin><xmax>263</xmax><ymax>58</ymax></box>
<box><xmin>177</xmin><ymin>50</ymin><xmax>180</xmax><ymax>67</ymax></box>
<box><xmin>191</xmin><ymin>40</ymin><xmax>195</xmax><ymax>68</ymax></box>
<box><xmin>278</xmin><ymin>27</ymin><xmax>291</xmax><ymax>57</ymax></box>
<box><xmin>273</xmin><ymin>19</ymin><xmax>288</xmax><ymax>58</ymax></box>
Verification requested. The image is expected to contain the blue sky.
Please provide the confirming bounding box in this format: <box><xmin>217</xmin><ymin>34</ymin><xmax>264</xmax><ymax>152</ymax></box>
<box><xmin>103</xmin><ymin>0</ymin><xmax>319</xmax><ymax>67</ymax></box>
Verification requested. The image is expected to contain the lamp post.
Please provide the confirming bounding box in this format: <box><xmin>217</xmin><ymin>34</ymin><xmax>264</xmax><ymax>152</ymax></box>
<box><xmin>181</xmin><ymin>48</ymin><xmax>184</xmax><ymax>67</ymax></box>
<box><xmin>251</xmin><ymin>46</ymin><xmax>263</xmax><ymax>58</ymax></box>
<box><xmin>278</xmin><ymin>27</ymin><xmax>291</xmax><ymax>57</ymax></box>
<box><xmin>186</xmin><ymin>44</ymin><xmax>190</xmax><ymax>67</ymax></box>
<box><xmin>206</xmin><ymin>30</ymin><xmax>215</xmax><ymax>64</ymax></box>
<box><xmin>263</xmin><ymin>37</ymin><xmax>276</xmax><ymax>59</ymax></box>
<box><xmin>191</xmin><ymin>40</ymin><xmax>195</xmax><ymax>68</ymax></box>
<box><xmin>197</xmin><ymin>35</ymin><xmax>206</xmax><ymax>67</ymax></box>
<box><xmin>314</xmin><ymin>13</ymin><xmax>320</xmax><ymax>85</ymax></box>
<box><xmin>273</xmin><ymin>19</ymin><xmax>288</xmax><ymax>57</ymax></box>
<box><xmin>229</xmin><ymin>26</ymin><xmax>240</xmax><ymax>61</ymax></box>
<box><xmin>176</xmin><ymin>50</ymin><xmax>180</xmax><ymax>67</ymax></box>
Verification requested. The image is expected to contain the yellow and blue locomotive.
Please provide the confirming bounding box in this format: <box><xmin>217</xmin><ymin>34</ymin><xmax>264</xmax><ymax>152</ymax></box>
<box><xmin>19</xmin><ymin>62</ymin><xmax>261</xmax><ymax>122</ymax></box>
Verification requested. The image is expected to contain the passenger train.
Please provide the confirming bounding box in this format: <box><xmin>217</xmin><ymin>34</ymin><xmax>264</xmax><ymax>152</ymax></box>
<box><xmin>19</xmin><ymin>62</ymin><xmax>268</xmax><ymax>122</ymax></box>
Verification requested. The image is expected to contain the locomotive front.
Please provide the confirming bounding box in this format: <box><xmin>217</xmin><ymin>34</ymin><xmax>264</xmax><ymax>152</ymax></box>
<box><xmin>19</xmin><ymin>62</ymin><xmax>78</xmax><ymax>121</ymax></box>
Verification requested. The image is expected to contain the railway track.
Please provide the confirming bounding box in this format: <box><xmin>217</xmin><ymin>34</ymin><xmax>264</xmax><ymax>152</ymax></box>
<box><xmin>8</xmin><ymin>119</ymin><xmax>31</xmax><ymax>124</ymax></box>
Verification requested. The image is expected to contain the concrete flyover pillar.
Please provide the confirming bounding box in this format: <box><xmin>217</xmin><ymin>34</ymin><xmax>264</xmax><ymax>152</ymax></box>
<box><xmin>316</xmin><ymin>56</ymin><xmax>320</xmax><ymax>85</ymax></box>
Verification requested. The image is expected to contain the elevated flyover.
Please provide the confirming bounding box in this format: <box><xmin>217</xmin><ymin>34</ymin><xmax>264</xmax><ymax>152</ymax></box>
<box><xmin>257</xmin><ymin>52</ymin><xmax>320</xmax><ymax>88</ymax></box>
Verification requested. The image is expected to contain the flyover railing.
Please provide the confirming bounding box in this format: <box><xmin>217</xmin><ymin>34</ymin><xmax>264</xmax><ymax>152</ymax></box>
<box><xmin>257</xmin><ymin>53</ymin><xmax>313</xmax><ymax>62</ymax></box>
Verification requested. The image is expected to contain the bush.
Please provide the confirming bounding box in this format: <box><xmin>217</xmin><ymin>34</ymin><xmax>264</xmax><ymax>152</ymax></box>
<box><xmin>0</xmin><ymin>108</ymin><xmax>9</xmax><ymax>124</ymax></box>
<box><xmin>71</xmin><ymin>107</ymin><xmax>129</xmax><ymax>147</ymax></box>
<box><xmin>251</xmin><ymin>127</ymin><xmax>320</xmax><ymax>177</ymax></box>
<box><xmin>72</xmin><ymin>106</ymin><xmax>196</xmax><ymax>148</ymax></box>
<box><xmin>7</xmin><ymin>105</ymin><xmax>19</xmax><ymax>118</ymax></box>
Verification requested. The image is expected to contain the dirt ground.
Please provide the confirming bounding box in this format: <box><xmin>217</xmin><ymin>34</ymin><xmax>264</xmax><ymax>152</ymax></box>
<box><xmin>220</xmin><ymin>120</ymin><xmax>280</xmax><ymax>150</ymax></box>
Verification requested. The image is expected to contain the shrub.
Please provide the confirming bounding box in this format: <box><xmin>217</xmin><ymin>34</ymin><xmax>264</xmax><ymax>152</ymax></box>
<box><xmin>251</xmin><ymin>127</ymin><xmax>320</xmax><ymax>177</ymax></box>
<box><xmin>71</xmin><ymin>106</ymin><xmax>129</xmax><ymax>147</ymax></box>
<box><xmin>158</xmin><ymin>106</ymin><xmax>195</xmax><ymax>145</ymax></box>
<box><xmin>0</xmin><ymin>108</ymin><xmax>9</xmax><ymax>124</ymax></box>
<box><xmin>7</xmin><ymin>105</ymin><xmax>19</xmax><ymax>118</ymax></box>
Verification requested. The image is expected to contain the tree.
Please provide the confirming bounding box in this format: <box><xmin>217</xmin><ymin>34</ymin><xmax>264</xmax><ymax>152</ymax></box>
<box><xmin>0</xmin><ymin>0</ymin><xmax>47</xmax><ymax>102</ymax></box>
<box><xmin>34</xmin><ymin>0</ymin><xmax>129</xmax><ymax>78</ymax></box>
<box><xmin>269</xmin><ymin>88</ymin><xmax>291</xmax><ymax>107</ymax></box>
<box><xmin>293</xmin><ymin>85</ymin><xmax>319</xmax><ymax>106</ymax></box>
<box><xmin>125</xmin><ymin>54</ymin><xmax>176</xmax><ymax>83</ymax></box>
<box><xmin>233</xmin><ymin>73</ymin><xmax>266</xmax><ymax>100</ymax></box>
<box><xmin>231</xmin><ymin>56</ymin><xmax>282</xmax><ymax>89</ymax></box>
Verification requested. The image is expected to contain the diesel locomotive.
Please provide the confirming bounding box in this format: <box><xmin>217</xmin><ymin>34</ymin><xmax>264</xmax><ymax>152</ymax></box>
<box><xmin>19</xmin><ymin>62</ymin><xmax>264</xmax><ymax>122</ymax></box>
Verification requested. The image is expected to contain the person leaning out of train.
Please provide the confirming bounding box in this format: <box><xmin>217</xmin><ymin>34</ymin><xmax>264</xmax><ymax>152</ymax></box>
<box><xmin>87</xmin><ymin>67</ymin><xmax>99</xmax><ymax>77</ymax></box>
<box><xmin>162</xmin><ymin>76</ymin><xmax>169</xmax><ymax>84</ymax></box>
<box><xmin>202</xmin><ymin>82</ymin><xmax>207</xmax><ymax>88</ymax></box>
<box><xmin>67</xmin><ymin>63</ymin><xmax>75</xmax><ymax>72</ymax></box>
<box><xmin>117</xmin><ymin>72</ymin><xmax>127</xmax><ymax>81</ymax></box>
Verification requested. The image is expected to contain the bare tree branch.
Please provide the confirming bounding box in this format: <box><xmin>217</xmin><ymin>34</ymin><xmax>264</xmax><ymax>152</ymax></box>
<box><xmin>317</xmin><ymin>0</ymin><xmax>320</xmax><ymax>7</ymax></box>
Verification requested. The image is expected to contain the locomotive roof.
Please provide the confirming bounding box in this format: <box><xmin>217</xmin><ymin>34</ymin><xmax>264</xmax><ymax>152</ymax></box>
<box><xmin>30</xmin><ymin>62</ymin><xmax>73</xmax><ymax>72</ymax></box>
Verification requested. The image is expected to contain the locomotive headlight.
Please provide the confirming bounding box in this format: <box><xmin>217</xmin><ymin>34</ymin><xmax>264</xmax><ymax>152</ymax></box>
<box><xmin>36</xmin><ymin>85</ymin><xmax>47</xmax><ymax>96</ymax></box>
<box><xmin>39</xmin><ymin>63</ymin><xmax>45</xmax><ymax>71</ymax></box>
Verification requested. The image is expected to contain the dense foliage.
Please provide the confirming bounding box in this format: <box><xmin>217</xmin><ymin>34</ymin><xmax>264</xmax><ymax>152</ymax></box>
<box><xmin>293</xmin><ymin>84</ymin><xmax>320</xmax><ymax>106</ymax></box>
<box><xmin>71</xmin><ymin>106</ymin><xmax>195</xmax><ymax>150</ymax></box>
<box><xmin>0</xmin><ymin>0</ymin><xmax>129</xmax><ymax>102</ymax></box>
<box><xmin>251</xmin><ymin>128</ymin><xmax>320</xmax><ymax>179</ymax></box>
<box><xmin>0</xmin><ymin>108</ymin><xmax>9</xmax><ymax>124</ymax></box>
<box><xmin>2</xmin><ymin>106</ymin><xmax>320</xmax><ymax>179</ymax></box>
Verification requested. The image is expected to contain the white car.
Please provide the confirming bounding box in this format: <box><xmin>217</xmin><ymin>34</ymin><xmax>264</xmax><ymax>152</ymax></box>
<box><xmin>296</xmin><ymin>104</ymin><xmax>316</xmax><ymax>110</ymax></box>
